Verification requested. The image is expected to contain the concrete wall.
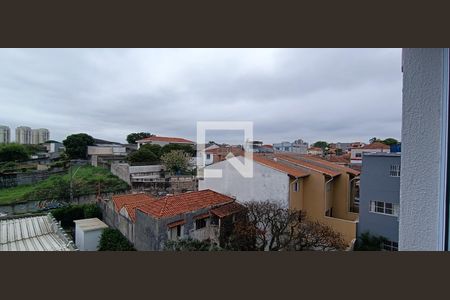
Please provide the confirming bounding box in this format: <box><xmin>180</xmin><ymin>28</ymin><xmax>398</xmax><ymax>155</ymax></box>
<box><xmin>111</xmin><ymin>163</ymin><xmax>131</xmax><ymax>185</ymax></box>
<box><xmin>0</xmin><ymin>169</ymin><xmax>66</xmax><ymax>189</ymax></box>
<box><xmin>399</xmin><ymin>48</ymin><xmax>447</xmax><ymax>250</ymax></box>
<box><xmin>358</xmin><ymin>154</ymin><xmax>400</xmax><ymax>242</ymax></box>
<box><xmin>134</xmin><ymin>207</ymin><xmax>214</xmax><ymax>251</ymax></box>
<box><xmin>199</xmin><ymin>157</ymin><xmax>290</xmax><ymax>207</ymax></box>
<box><xmin>0</xmin><ymin>193</ymin><xmax>113</xmax><ymax>216</ymax></box>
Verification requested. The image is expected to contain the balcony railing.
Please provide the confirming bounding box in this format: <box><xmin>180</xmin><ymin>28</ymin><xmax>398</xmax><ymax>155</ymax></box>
<box><xmin>189</xmin><ymin>225</ymin><xmax>220</xmax><ymax>242</ymax></box>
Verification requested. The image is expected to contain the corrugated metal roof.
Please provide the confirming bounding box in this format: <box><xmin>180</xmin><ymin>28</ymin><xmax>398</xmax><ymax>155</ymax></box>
<box><xmin>0</xmin><ymin>215</ymin><xmax>76</xmax><ymax>251</ymax></box>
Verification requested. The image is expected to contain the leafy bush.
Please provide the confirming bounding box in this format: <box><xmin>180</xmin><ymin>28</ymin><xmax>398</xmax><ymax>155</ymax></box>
<box><xmin>354</xmin><ymin>231</ymin><xmax>388</xmax><ymax>251</ymax></box>
<box><xmin>0</xmin><ymin>143</ymin><xmax>29</xmax><ymax>162</ymax></box>
<box><xmin>51</xmin><ymin>203</ymin><xmax>102</xmax><ymax>228</ymax></box>
<box><xmin>127</xmin><ymin>148</ymin><xmax>159</xmax><ymax>165</ymax></box>
<box><xmin>164</xmin><ymin>238</ymin><xmax>221</xmax><ymax>251</ymax></box>
<box><xmin>98</xmin><ymin>228</ymin><xmax>135</xmax><ymax>251</ymax></box>
<box><xmin>160</xmin><ymin>150</ymin><xmax>190</xmax><ymax>174</ymax></box>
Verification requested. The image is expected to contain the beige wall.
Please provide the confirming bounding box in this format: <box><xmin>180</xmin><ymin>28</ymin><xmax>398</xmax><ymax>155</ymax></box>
<box><xmin>288</xmin><ymin>170</ymin><xmax>359</xmax><ymax>244</ymax></box>
<box><xmin>289</xmin><ymin>177</ymin><xmax>304</xmax><ymax>210</ymax></box>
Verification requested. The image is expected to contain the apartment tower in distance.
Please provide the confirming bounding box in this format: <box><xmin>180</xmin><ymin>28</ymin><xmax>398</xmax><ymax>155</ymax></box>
<box><xmin>15</xmin><ymin>126</ymin><xmax>32</xmax><ymax>144</ymax></box>
<box><xmin>32</xmin><ymin>128</ymin><xmax>50</xmax><ymax>144</ymax></box>
<box><xmin>0</xmin><ymin>125</ymin><xmax>11</xmax><ymax>144</ymax></box>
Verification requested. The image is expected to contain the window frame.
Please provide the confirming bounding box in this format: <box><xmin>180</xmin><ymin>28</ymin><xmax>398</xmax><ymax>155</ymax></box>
<box><xmin>195</xmin><ymin>217</ymin><xmax>207</xmax><ymax>230</ymax></box>
<box><xmin>369</xmin><ymin>200</ymin><xmax>399</xmax><ymax>216</ymax></box>
<box><xmin>389</xmin><ymin>164</ymin><xmax>401</xmax><ymax>177</ymax></box>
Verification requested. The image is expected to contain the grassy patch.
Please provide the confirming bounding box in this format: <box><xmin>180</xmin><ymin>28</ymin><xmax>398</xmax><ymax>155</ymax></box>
<box><xmin>0</xmin><ymin>166</ymin><xmax>129</xmax><ymax>205</ymax></box>
<box><xmin>0</xmin><ymin>185</ymin><xmax>35</xmax><ymax>204</ymax></box>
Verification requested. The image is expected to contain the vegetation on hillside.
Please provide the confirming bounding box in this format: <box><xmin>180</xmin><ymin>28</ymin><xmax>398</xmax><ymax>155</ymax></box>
<box><xmin>51</xmin><ymin>203</ymin><xmax>102</xmax><ymax>228</ymax></box>
<box><xmin>126</xmin><ymin>142</ymin><xmax>195</xmax><ymax>166</ymax></box>
<box><xmin>0</xmin><ymin>166</ymin><xmax>129</xmax><ymax>204</ymax></box>
<box><xmin>0</xmin><ymin>143</ymin><xmax>30</xmax><ymax>162</ymax></box>
<box><xmin>98</xmin><ymin>228</ymin><xmax>136</xmax><ymax>251</ymax></box>
<box><xmin>62</xmin><ymin>133</ymin><xmax>95</xmax><ymax>159</ymax></box>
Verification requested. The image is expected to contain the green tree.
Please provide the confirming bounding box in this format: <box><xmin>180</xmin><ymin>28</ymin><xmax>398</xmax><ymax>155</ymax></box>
<box><xmin>382</xmin><ymin>138</ymin><xmax>399</xmax><ymax>146</ymax></box>
<box><xmin>98</xmin><ymin>228</ymin><xmax>136</xmax><ymax>251</ymax></box>
<box><xmin>354</xmin><ymin>231</ymin><xmax>388</xmax><ymax>251</ymax></box>
<box><xmin>161</xmin><ymin>143</ymin><xmax>195</xmax><ymax>157</ymax></box>
<box><xmin>127</xmin><ymin>148</ymin><xmax>159</xmax><ymax>165</ymax></box>
<box><xmin>0</xmin><ymin>143</ymin><xmax>29</xmax><ymax>162</ymax></box>
<box><xmin>369</xmin><ymin>137</ymin><xmax>382</xmax><ymax>144</ymax></box>
<box><xmin>161</xmin><ymin>150</ymin><xmax>190</xmax><ymax>174</ymax></box>
<box><xmin>312</xmin><ymin>141</ymin><xmax>329</xmax><ymax>150</ymax></box>
<box><xmin>139</xmin><ymin>144</ymin><xmax>162</xmax><ymax>158</ymax></box>
<box><xmin>126</xmin><ymin>132</ymin><xmax>153</xmax><ymax>144</ymax></box>
<box><xmin>62</xmin><ymin>133</ymin><xmax>95</xmax><ymax>159</ymax></box>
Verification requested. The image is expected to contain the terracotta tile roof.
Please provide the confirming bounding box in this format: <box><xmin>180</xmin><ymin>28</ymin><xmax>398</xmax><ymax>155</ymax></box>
<box><xmin>167</xmin><ymin>219</ymin><xmax>186</xmax><ymax>228</ymax></box>
<box><xmin>362</xmin><ymin>142</ymin><xmax>390</xmax><ymax>150</ymax></box>
<box><xmin>210</xmin><ymin>202</ymin><xmax>246</xmax><ymax>218</ymax></box>
<box><xmin>112</xmin><ymin>193</ymin><xmax>155</xmax><ymax>212</ymax></box>
<box><xmin>327</xmin><ymin>155</ymin><xmax>350</xmax><ymax>164</ymax></box>
<box><xmin>274</xmin><ymin>154</ymin><xmax>341</xmax><ymax>177</ymax></box>
<box><xmin>252</xmin><ymin>155</ymin><xmax>310</xmax><ymax>178</ymax></box>
<box><xmin>136</xmin><ymin>136</ymin><xmax>195</xmax><ymax>144</ymax></box>
<box><xmin>137</xmin><ymin>190</ymin><xmax>235</xmax><ymax>219</ymax></box>
<box><xmin>123</xmin><ymin>202</ymin><xmax>148</xmax><ymax>222</ymax></box>
<box><xmin>298</xmin><ymin>155</ymin><xmax>360</xmax><ymax>176</ymax></box>
<box><xmin>194</xmin><ymin>212</ymin><xmax>211</xmax><ymax>219</ymax></box>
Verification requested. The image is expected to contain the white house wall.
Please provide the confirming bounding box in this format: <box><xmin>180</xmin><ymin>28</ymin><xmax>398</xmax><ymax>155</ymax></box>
<box><xmin>199</xmin><ymin>157</ymin><xmax>290</xmax><ymax>207</ymax></box>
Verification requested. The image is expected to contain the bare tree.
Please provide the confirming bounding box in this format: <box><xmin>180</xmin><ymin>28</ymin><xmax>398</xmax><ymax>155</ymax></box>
<box><xmin>226</xmin><ymin>201</ymin><xmax>346</xmax><ymax>251</ymax></box>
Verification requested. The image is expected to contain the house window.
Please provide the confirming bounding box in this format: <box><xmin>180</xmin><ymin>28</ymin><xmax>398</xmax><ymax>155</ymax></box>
<box><xmin>383</xmin><ymin>241</ymin><xmax>399</xmax><ymax>251</ymax></box>
<box><xmin>355</xmin><ymin>153</ymin><xmax>362</xmax><ymax>158</ymax></box>
<box><xmin>168</xmin><ymin>224</ymin><xmax>184</xmax><ymax>240</ymax></box>
<box><xmin>370</xmin><ymin>201</ymin><xmax>399</xmax><ymax>216</ymax></box>
<box><xmin>390</xmin><ymin>165</ymin><xmax>401</xmax><ymax>177</ymax></box>
<box><xmin>206</xmin><ymin>154</ymin><xmax>211</xmax><ymax>159</ymax></box>
<box><xmin>195</xmin><ymin>218</ymin><xmax>207</xmax><ymax>230</ymax></box>
<box><xmin>293</xmin><ymin>181</ymin><xmax>299</xmax><ymax>192</ymax></box>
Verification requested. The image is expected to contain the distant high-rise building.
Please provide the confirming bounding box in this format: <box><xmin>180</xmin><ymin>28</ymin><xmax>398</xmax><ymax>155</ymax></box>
<box><xmin>15</xmin><ymin>126</ymin><xmax>32</xmax><ymax>144</ymax></box>
<box><xmin>32</xmin><ymin>128</ymin><xmax>50</xmax><ymax>144</ymax></box>
<box><xmin>0</xmin><ymin>125</ymin><xmax>10</xmax><ymax>144</ymax></box>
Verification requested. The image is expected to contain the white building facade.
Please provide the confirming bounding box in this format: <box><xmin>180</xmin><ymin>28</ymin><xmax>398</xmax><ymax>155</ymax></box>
<box><xmin>0</xmin><ymin>125</ymin><xmax>10</xmax><ymax>144</ymax></box>
<box><xmin>199</xmin><ymin>156</ymin><xmax>290</xmax><ymax>206</ymax></box>
<box><xmin>15</xmin><ymin>126</ymin><xmax>32</xmax><ymax>144</ymax></box>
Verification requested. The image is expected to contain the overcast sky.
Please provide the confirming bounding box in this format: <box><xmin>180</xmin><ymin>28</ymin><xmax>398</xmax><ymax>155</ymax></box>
<box><xmin>0</xmin><ymin>48</ymin><xmax>402</xmax><ymax>145</ymax></box>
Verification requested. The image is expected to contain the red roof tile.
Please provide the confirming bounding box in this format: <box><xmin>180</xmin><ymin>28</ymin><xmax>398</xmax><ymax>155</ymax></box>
<box><xmin>298</xmin><ymin>155</ymin><xmax>360</xmax><ymax>176</ymax></box>
<box><xmin>136</xmin><ymin>136</ymin><xmax>194</xmax><ymax>144</ymax></box>
<box><xmin>137</xmin><ymin>190</ymin><xmax>235</xmax><ymax>219</ymax></box>
<box><xmin>252</xmin><ymin>155</ymin><xmax>310</xmax><ymax>178</ymax></box>
<box><xmin>167</xmin><ymin>219</ymin><xmax>186</xmax><ymax>228</ymax></box>
<box><xmin>112</xmin><ymin>193</ymin><xmax>155</xmax><ymax>212</ymax></box>
<box><xmin>210</xmin><ymin>202</ymin><xmax>246</xmax><ymax>218</ymax></box>
<box><xmin>275</xmin><ymin>154</ymin><xmax>341</xmax><ymax>177</ymax></box>
<box><xmin>362</xmin><ymin>142</ymin><xmax>390</xmax><ymax>150</ymax></box>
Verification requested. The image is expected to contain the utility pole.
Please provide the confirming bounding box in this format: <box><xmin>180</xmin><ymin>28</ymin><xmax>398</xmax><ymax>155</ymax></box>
<box><xmin>69</xmin><ymin>161</ymin><xmax>82</xmax><ymax>203</ymax></box>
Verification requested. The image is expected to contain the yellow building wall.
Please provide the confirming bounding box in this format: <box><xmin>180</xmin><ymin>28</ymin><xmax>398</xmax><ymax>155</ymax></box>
<box><xmin>289</xmin><ymin>177</ymin><xmax>304</xmax><ymax>211</ymax></box>
<box><xmin>289</xmin><ymin>171</ymin><xmax>359</xmax><ymax>245</ymax></box>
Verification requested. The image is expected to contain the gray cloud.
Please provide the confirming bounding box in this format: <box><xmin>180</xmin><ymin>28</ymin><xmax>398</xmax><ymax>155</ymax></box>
<box><xmin>0</xmin><ymin>48</ymin><xmax>402</xmax><ymax>145</ymax></box>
